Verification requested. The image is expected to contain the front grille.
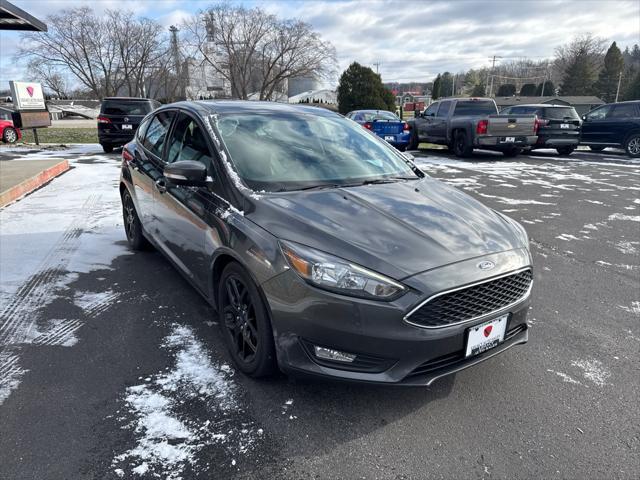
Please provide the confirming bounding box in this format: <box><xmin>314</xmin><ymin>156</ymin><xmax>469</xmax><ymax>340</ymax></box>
<box><xmin>406</xmin><ymin>269</ymin><xmax>532</xmax><ymax>328</ymax></box>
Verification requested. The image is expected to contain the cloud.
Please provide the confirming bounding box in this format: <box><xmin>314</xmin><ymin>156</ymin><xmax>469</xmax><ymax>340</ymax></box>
<box><xmin>1</xmin><ymin>0</ymin><xmax>638</xmax><ymax>89</ymax></box>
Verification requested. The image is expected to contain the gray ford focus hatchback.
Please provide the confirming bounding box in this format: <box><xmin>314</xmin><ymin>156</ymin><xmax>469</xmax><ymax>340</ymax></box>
<box><xmin>119</xmin><ymin>101</ymin><xmax>533</xmax><ymax>386</ymax></box>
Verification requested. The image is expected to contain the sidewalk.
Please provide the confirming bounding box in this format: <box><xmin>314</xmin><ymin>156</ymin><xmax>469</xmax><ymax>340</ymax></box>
<box><xmin>0</xmin><ymin>159</ymin><xmax>70</xmax><ymax>207</ymax></box>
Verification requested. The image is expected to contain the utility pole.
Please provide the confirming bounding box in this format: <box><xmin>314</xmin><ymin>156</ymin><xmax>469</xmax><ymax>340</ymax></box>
<box><xmin>373</xmin><ymin>61</ymin><xmax>381</xmax><ymax>74</ymax></box>
<box><xmin>615</xmin><ymin>71</ymin><xmax>623</xmax><ymax>102</ymax></box>
<box><xmin>169</xmin><ymin>25</ymin><xmax>185</xmax><ymax>100</ymax></box>
<box><xmin>488</xmin><ymin>55</ymin><xmax>501</xmax><ymax>97</ymax></box>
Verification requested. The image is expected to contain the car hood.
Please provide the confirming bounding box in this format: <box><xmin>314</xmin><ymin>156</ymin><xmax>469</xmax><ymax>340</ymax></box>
<box><xmin>245</xmin><ymin>178</ymin><xmax>526</xmax><ymax>279</ymax></box>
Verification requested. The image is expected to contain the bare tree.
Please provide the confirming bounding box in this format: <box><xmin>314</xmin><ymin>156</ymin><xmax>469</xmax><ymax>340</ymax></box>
<box><xmin>27</xmin><ymin>60</ymin><xmax>68</xmax><ymax>98</ymax></box>
<box><xmin>183</xmin><ymin>4</ymin><xmax>336</xmax><ymax>100</ymax></box>
<box><xmin>17</xmin><ymin>7</ymin><xmax>170</xmax><ymax>99</ymax></box>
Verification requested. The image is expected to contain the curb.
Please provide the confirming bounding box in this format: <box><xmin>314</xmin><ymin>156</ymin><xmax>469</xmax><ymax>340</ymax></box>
<box><xmin>0</xmin><ymin>160</ymin><xmax>70</xmax><ymax>208</ymax></box>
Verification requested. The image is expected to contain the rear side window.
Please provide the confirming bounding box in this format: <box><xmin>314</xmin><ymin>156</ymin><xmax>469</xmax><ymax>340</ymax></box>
<box><xmin>453</xmin><ymin>101</ymin><xmax>498</xmax><ymax>116</ymax></box>
<box><xmin>609</xmin><ymin>103</ymin><xmax>638</xmax><ymax>119</ymax></box>
<box><xmin>142</xmin><ymin>111</ymin><xmax>175</xmax><ymax>158</ymax></box>
<box><xmin>102</xmin><ymin>100</ymin><xmax>153</xmax><ymax>116</ymax></box>
<box><xmin>166</xmin><ymin>113</ymin><xmax>214</xmax><ymax>169</ymax></box>
<box><xmin>436</xmin><ymin>101</ymin><xmax>453</xmax><ymax>117</ymax></box>
<box><xmin>586</xmin><ymin>105</ymin><xmax>612</xmax><ymax>120</ymax></box>
<box><xmin>543</xmin><ymin>107</ymin><xmax>580</xmax><ymax>120</ymax></box>
<box><xmin>136</xmin><ymin>115</ymin><xmax>153</xmax><ymax>141</ymax></box>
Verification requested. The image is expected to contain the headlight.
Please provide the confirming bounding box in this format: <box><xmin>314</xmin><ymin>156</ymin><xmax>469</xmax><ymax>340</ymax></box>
<box><xmin>279</xmin><ymin>241</ymin><xmax>406</xmax><ymax>301</ymax></box>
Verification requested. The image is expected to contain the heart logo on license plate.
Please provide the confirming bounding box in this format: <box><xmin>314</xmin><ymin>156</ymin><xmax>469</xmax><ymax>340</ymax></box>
<box><xmin>483</xmin><ymin>325</ymin><xmax>493</xmax><ymax>337</ymax></box>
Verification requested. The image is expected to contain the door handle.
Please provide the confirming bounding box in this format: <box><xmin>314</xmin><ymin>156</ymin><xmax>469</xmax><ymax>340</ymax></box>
<box><xmin>155</xmin><ymin>178</ymin><xmax>167</xmax><ymax>194</ymax></box>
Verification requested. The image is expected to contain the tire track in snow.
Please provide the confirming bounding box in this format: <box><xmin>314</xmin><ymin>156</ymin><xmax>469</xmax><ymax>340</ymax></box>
<box><xmin>0</xmin><ymin>349</ymin><xmax>27</xmax><ymax>404</ymax></box>
<box><xmin>0</xmin><ymin>194</ymin><xmax>100</xmax><ymax>347</ymax></box>
<box><xmin>32</xmin><ymin>319</ymin><xmax>84</xmax><ymax>346</ymax></box>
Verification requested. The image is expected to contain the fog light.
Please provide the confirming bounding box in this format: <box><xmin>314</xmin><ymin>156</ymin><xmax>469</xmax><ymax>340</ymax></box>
<box><xmin>314</xmin><ymin>346</ymin><xmax>356</xmax><ymax>363</ymax></box>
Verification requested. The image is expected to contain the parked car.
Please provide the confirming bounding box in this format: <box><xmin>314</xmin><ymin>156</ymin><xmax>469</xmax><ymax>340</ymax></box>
<box><xmin>120</xmin><ymin>101</ymin><xmax>532</xmax><ymax>386</ymax></box>
<box><xmin>0</xmin><ymin>110</ymin><xmax>21</xmax><ymax>144</ymax></box>
<box><xmin>501</xmin><ymin>104</ymin><xmax>581</xmax><ymax>155</ymax></box>
<box><xmin>408</xmin><ymin>97</ymin><xmax>538</xmax><ymax>157</ymax></box>
<box><xmin>97</xmin><ymin>97</ymin><xmax>160</xmax><ymax>153</ymax></box>
<box><xmin>345</xmin><ymin>109</ymin><xmax>411</xmax><ymax>151</ymax></box>
<box><xmin>580</xmin><ymin>100</ymin><xmax>640</xmax><ymax>157</ymax></box>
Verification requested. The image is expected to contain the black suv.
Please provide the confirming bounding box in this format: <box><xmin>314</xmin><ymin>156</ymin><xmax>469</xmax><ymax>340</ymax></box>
<box><xmin>580</xmin><ymin>101</ymin><xmax>640</xmax><ymax>157</ymax></box>
<box><xmin>97</xmin><ymin>97</ymin><xmax>160</xmax><ymax>153</ymax></box>
<box><xmin>501</xmin><ymin>104</ymin><xmax>581</xmax><ymax>155</ymax></box>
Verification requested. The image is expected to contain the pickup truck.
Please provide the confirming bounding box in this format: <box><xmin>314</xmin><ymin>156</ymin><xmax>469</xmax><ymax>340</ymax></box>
<box><xmin>407</xmin><ymin>97</ymin><xmax>538</xmax><ymax>157</ymax></box>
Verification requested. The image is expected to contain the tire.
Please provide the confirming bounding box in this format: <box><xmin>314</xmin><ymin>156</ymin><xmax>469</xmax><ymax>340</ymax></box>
<box><xmin>452</xmin><ymin>130</ymin><xmax>473</xmax><ymax>158</ymax></box>
<box><xmin>2</xmin><ymin>127</ymin><xmax>18</xmax><ymax>144</ymax></box>
<box><xmin>624</xmin><ymin>133</ymin><xmax>640</xmax><ymax>158</ymax></box>
<box><xmin>556</xmin><ymin>146</ymin><xmax>575</xmax><ymax>156</ymax></box>
<box><xmin>218</xmin><ymin>262</ymin><xmax>277</xmax><ymax>377</ymax></box>
<box><xmin>121</xmin><ymin>189</ymin><xmax>150</xmax><ymax>251</ymax></box>
<box><xmin>502</xmin><ymin>147</ymin><xmax>522</xmax><ymax>158</ymax></box>
<box><xmin>407</xmin><ymin>129</ymin><xmax>419</xmax><ymax>150</ymax></box>
<box><xmin>101</xmin><ymin>143</ymin><xmax>113</xmax><ymax>153</ymax></box>
<box><xmin>589</xmin><ymin>146</ymin><xmax>605</xmax><ymax>152</ymax></box>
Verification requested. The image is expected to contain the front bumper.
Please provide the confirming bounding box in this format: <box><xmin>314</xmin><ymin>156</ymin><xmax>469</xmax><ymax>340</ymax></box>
<box><xmin>262</xmin><ymin>248</ymin><xmax>532</xmax><ymax>386</ymax></box>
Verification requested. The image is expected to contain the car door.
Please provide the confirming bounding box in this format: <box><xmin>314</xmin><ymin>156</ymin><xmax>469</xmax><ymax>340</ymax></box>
<box><xmin>131</xmin><ymin>112</ymin><xmax>173</xmax><ymax>230</ymax></box>
<box><xmin>580</xmin><ymin>104</ymin><xmax>613</xmax><ymax>144</ymax></box>
<box><xmin>431</xmin><ymin>100</ymin><xmax>453</xmax><ymax>140</ymax></box>
<box><xmin>153</xmin><ymin>111</ymin><xmax>228</xmax><ymax>291</ymax></box>
<box><xmin>605</xmin><ymin>103</ymin><xmax>640</xmax><ymax>145</ymax></box>
<box><xmin>418</xmin><ymin>102</ymin><xmax>439</xmax><ymax>139</ymax></box>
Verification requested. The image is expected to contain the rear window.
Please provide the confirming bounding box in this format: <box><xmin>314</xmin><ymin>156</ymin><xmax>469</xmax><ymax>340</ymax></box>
<box><xmin>543</xmin><ymin>107</ymin><xmax>580</xmax><ymax>120</ymax></box>
<box><xmin>360</xmin><ymin>111</ymin><xmax>399</xmax><ymax>122</ymax></box>
<box><xmin>102</xmin><ymin>101</ymin><xmax>153</xmax><ymax>116</ymax></box>
<box><xmin>453</xmin><ymin>101</ymin><xmax>497</xmax><ymax>116</ymax></box>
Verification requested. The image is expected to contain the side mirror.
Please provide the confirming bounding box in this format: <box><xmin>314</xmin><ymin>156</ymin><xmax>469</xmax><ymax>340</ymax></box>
<box><xmin>164</xmin><ymin>160</ymin><xmax>207</xmax><ymax>186</ymax></box>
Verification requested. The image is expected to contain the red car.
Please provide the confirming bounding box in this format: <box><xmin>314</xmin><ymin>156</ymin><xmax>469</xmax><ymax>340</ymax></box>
<box><xmin>0</xmin><ymin>119</ymin><xmax>21</xmax><ymax>144</ymax></box>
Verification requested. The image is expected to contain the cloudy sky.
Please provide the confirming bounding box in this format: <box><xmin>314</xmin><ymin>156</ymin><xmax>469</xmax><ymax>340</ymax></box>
<box><xmin>1</xmin><ymin>0</ymin><xmax>639</xmax><ymax>89</ymax></box>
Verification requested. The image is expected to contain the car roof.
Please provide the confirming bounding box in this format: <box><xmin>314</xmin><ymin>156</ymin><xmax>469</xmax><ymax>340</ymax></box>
<box><xmin>506</xmin><ymin>104</ymin><xmax>575</xmax><ymax>108</ymax></box>
<box><xmin>156</xmin><ymin>100</ymin><xmax>340</xmax><ymax>118</ymax></box>
<box><xmin>349</xmin><ymin>109</ymin><xmax>395</xmax><ymax>113</ymax></box>
<box><xmin>435</xmin><ymin>97</ymin><xmax>494</xmax><ymax>102</ymax></box>
<box><xmin>102</xmin><ymin>97</ymin><xmax>154</xmax><ymax>101</ymax></box>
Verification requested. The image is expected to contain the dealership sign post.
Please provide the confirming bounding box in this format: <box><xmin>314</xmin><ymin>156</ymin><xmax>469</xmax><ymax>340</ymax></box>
<box><xmin>9</xmin><ymin>80</ymin><xmax>51</xmax><ymax>145</ymax></box>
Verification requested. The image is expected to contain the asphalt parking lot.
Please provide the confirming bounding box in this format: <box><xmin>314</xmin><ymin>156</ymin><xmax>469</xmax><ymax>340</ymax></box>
<box><xmin>1</xmin><ymin>145</ymin><xmax>638</xmax><ymax>480</ymax></box>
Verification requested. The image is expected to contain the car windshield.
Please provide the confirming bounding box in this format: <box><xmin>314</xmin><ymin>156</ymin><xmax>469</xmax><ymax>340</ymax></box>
<box><xmin>453</xmin><ymin>101</ymin><xmax>497</xmax><ymax>116</ymax></box>
<box><xmin>543</xmin><ymin>107</ymin><xmax>580</xmax><ymax>120</ymax></box>
<box><xmin>360</xmin><ymin>111</ymin><xmax>399</xmax><ymax>122</ymax></box>
<box><xmin>102</xmin><ymin>101</ymin><xmax>152</xmax><ymax>116</ymax></box>
<box><xmin>215</xmin><ymin>112</ymin><xmax>417</xmax><ymax>192</ymax></box>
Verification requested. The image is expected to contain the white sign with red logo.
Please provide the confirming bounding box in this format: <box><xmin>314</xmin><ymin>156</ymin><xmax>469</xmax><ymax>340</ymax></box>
<box><xmin>465</xmin><ymin>314</ymin><xmax>508</xmax><ymax>357</ymax></box>
<box><xmin>9</xmin><ymin>81</ymin><xmax>46</xmax><ymax>110</ymax></box>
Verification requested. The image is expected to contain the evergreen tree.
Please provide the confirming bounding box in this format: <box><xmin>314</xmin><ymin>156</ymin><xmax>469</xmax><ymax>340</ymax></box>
<box><xmin>560</xmin><ymin>53</ymin><xmax>599</xmax><ymax>95</ymax></box>
<box><xmin>535</xmin><ymin>81</ymin><xmax>555</xmax><ymax>96</ymax></box>
<box><xmin>496</xmin><ymin>83</ymin><xmax>516</xmax><ymax>96</ymax></box>
<box><xmin>471</xmin><ymin>84</ymin><xmax>486</xmax><ymax>96</ymax></box>
<box><xmin>336</xmin><ymin>62</ymin><xmax>396</xmax><ymax>114</ymax></box>
<box><xmin>594</xmin><ymin>42</ymin><xmax>624</xmax><ymax>102</ymax></box>
<box><xmin>440</xmin><ymin>72</ymin><xmax>454</xmax><ymax>97</ymax></box>
<box><xmin>519</xmin><ymin>83</ymin><xmax>537</xmax><ymax>96</ymax></box>
<box><xmin>432</xmin><ymin>74</ymin><xmax>442</xmax><ymax>100</ymax></box>
<box><xmin>622</xmin><ymin>70</ymin><xmax>640</xmax><ymax>100</ymax></box>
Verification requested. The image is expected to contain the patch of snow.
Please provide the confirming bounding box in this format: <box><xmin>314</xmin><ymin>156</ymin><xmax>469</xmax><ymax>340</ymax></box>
<box><xmin>617</xmin><ymin>301</ymin><xmax>640</xmax><ymax>315</ymax></box>
<box><xmin>571</xmin><ymin>359</ymin><xmax>610</xmax><ymax>387</ymax></box>
<box><xmin>546</xmin><ymin>369</ymin><xmax>581</xmax><ymax>385</ymax></box>
<box><xmin>556</xmin><ymin>234</ymin><xmax>580</xmax><ymax>241</ymax></box>
<box><xmin>608</xmin><ymin>213</ymin><xmax>640</xmax><ymax>222</ymax></box>
<box><xmin>112</xmin><ymin>324</ymin><xmax>261</xmax><ymax>478</ymax></box>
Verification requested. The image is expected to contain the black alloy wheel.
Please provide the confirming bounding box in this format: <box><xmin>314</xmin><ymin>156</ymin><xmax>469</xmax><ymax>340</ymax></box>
<box><xmin>624</xmin><ymin>133</ymin><xmax>640</xmax><ymax>158</ymax></box>
<box><xmin>122</xmin><ymin>190</ymin><xmax>149</xmax><ymax>250</ymax></box>
<box><xmin>218</xmin><ymin>263</ymin><xmax>276</xmax><ymax>377</ymax></box>
<box><xmin>453</xmin><ymin>130</ymin><xmax>472</xmax><ymax>157</ymax></box>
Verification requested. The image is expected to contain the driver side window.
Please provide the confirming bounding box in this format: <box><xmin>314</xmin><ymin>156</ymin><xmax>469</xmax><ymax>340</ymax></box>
<box><xmin>586</xmin><ymin>105</ymin><xmax>612</xmax><ymax>121</ymax></box>
<box><xmin>424</xmin><ymin>103</ymin><xmax>439</xmax><ymax>117</ymax></box>
<box><xmin>166</xmin><ymin>113</ymin><xmax>214</xmax><ymax>174</ymax></box>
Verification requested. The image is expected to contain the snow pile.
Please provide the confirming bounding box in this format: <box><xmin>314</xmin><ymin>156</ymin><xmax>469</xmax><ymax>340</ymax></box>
<box><xmin>608</xmin><ymin>213</ymin><xmax>640</xmax><ymax>222</ymax></box>
<box><xmin>112</xmin><ymin>324</ymin><xmax>262</xmax><ymax>478</ymax></box>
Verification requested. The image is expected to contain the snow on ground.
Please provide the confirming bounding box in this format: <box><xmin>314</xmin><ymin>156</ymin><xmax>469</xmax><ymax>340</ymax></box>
<box><xmin>0</xmin><ymin>145</ymin><xmax>129</xmax><ymax>404</ymax></box>
<box><xmin>570</xmin><ymin>359</ymin><xmax>611</xmax><ymax>387</ymax></box>
<box><xmin>112</xmin><ymin>324</ymin><xmax>262</xmax><ymax>479</ymax></box>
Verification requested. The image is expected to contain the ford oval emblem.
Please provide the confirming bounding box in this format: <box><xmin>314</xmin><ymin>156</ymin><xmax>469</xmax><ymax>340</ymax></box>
<box><xmin>477</xmin><ymin>261</ymin><xmax>495</xmax><ymax>271</ymax></box>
